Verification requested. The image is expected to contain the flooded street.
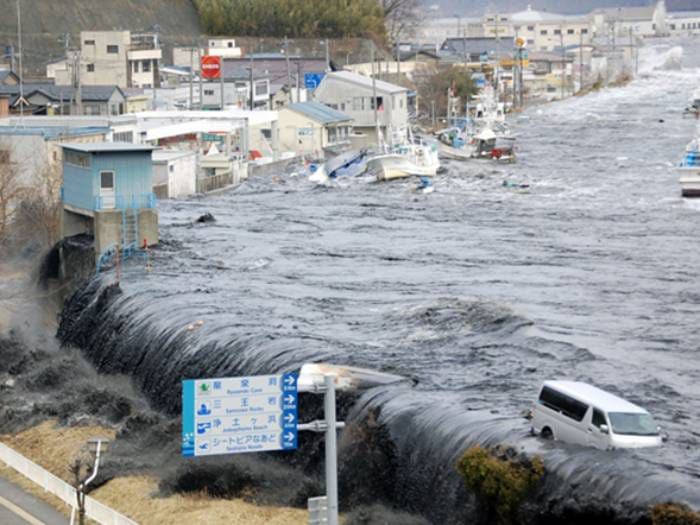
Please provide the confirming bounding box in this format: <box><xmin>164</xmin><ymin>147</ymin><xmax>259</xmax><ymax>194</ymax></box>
<box><xmin>56</xmin><ymin>38</ymin><xmax>700</xmax><ymax>521</ymax></box>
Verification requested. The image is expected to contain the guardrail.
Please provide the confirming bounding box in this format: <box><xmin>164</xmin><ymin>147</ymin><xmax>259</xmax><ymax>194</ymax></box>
<box><xmin>0</xmin><ymin>442</ymin><xmax>138</xmax><ymax>525</ymax></box>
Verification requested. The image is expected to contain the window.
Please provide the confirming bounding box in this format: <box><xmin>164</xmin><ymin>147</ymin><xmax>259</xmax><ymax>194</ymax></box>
<box><xmin>107</xmin><ymin>44</ymin><xmax>119</xmax><ymax>54</ymax></box>
<box><xmin>540</xmin><ymin>30</ymin><xmax>548</xmax><ymax>35</ymax></box>
<box><xmin>113</xmin><ymin>131</ymin><xmax>133</xmax><ymax>143</ymax></box>
<box><xmin>514</xmin><ymin>25</ymin><xmax>521</xmax><ymax>31</ymax></box>
<box><xmin>670</xmin><ymin>24</ymin><xmax>676</xmax><ymax>30</ymax></box>
<box><xmin>527</xmin><ymin>39</ymin><xmax>535</xmax><ymax>45</ymax></box>
<box><xmin>682</xmin><ymin>23</ymin><xmax>686</xmax><ymax>29</ymax></box>
<box><xmin>133</xmin><ymin>61</ymin><xmax>139</xmax><ymax>73</ymax></box>
<box><xmin>84</xmin><ymin>39</ymin><xmax>95</xmax><ymax>46</ymax></box>
<box><xmin>204</xmin><ymin>89</ymin><xmax>215</xmax><ymax>96</ymax></box>
<box><xmin>142</xmin><ymin>60</ymin><xmax>151</xmax><ymax>72</ymax></box>
<box><xmin>370</xmin><ymin>96</ymin><xmax>384</xmax><ymax>111</ymax></box>
<box><xmin>87</xmin><ymin>63</ymin><xmax>95</xmax><ymax>72</ymax></box>
<box><xmin>567</xmin><ymin>29</ymin><xmax>575</xmax><ymax>34</ymax></box>
<box><xmin>110</xmin><ymin>104</ymin><xmax>119</xmax><ymax>116</ymax></box>
<box><xmin>581</xmin><ymin>28</ymin><xmax>588</xmax><ymax>34</ymax></box>
<box><xmin>352</xmin><ymin>96</ymin><xmax>364</xmax><ymax>110</ymax></box>
<box><xmin>0</xmin><ymin>150</ymin><xmax>10</xmax><ymax>164</ymax></box>
<box><xmin>554</xmin><ymin>29</ymin><xmax>561</xmax><ymax>35</ymax></box>
<box><xmin>538</xmin><ymin>386</ymin><xmax>589</xmax><ymax>422</ymax></box>
<box><xmin>592</xmin><ymin>409</ymin><xmax>607</xmax><ymax>428</ymax></box>
<box><xmin>399</xmin><ymin>97</ymin><xmax>404</xmax><ymax>109</ymax></box>
<box><xmin>64</xmin><ymin>150</ymin><xmax>90</xmax><ymax>168</ymax></box>
<box><xmin>228</xmin><ymin>42</ymin><xmax>233</xmax><ymax>48</ymax></box>
<box><xmin>169</xmin><ymin>164</ymin><xmax>175</xmax><ymax>173</ymax></box>
<box><xmin>527</xmin><ymin>25</ymin><xmax>534</xmax><ymax>31</ymax></box>
<box><xmin>119</xmin><ymin>103</ymin><xmax>124</xmax><ymax>114</ymax></box>
<box><xmin>100</xmin><ymin>171</ymin><xmax>114</xmax><ymax>190</ymax></box>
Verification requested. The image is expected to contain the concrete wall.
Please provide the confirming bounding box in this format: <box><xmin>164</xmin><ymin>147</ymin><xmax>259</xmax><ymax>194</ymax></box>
<box><xmin>80</xmin><ymin>31</ymin><xmax>130</xmax><ymax>88</ymax></box>
<box><xmin>153</xmin><ymin>152</ymin><xmax>197</xmax><ymax>198</ymax></box>
<box><xmin>62</xmin><ymin>208</ymin><xmax>94</xmax><ymax>238</ymax></box>
<box><xmin>93</xmin><ymin>208</ymin><xmax>158</xmax><ymax>255</ymax></box>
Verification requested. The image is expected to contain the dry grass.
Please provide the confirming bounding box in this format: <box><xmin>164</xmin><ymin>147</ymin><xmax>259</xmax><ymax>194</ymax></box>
<box><xmin>1</xmin><ymin>421</ymin><xmax>308</xmax><ymax>525</ymax></box>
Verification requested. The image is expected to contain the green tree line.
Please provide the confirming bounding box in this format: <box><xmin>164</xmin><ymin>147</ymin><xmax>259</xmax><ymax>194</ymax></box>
<box><xmin>193</xmin><ymin>0</ymin><xmax>386</xmax><ymax>39</ymax></box>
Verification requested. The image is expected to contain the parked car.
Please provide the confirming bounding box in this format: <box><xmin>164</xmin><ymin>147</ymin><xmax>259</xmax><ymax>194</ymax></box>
<box><xmin>530</xmin><ymin>380</ymin><xmax>666</xmax><ymax>450</ymax></box>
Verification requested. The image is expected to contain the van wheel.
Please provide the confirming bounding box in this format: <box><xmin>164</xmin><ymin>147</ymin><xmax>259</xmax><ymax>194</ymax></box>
<box><xmin>541</xmin><ymin>427</ymin><xmax>553</xmax><ymax>440</ymax></box>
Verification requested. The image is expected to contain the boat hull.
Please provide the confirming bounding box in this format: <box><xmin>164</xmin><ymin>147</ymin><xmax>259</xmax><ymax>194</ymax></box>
<box><xmin>368</xmin><ymin>153</ymin><xmax>439</xmax><ymax>181</ymax></box>
<box><xmin>438</xmin><ymin>142</ymin><xmax>474</xmax><ymax>161</ymax></box>
<box><xmin>678</xmin><ymin>167</ymin><xmax>700</xmax><ymax>197</ymax></box>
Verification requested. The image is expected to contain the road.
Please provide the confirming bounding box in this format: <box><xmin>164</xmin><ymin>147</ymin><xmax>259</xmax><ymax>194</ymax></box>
<box><xmin>0</xmin><ymin>476</ymin><xmax>69</xmax><ymax>525</ymax></box>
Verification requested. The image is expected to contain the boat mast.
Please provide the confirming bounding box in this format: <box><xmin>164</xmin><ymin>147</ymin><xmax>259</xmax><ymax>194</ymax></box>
<box><xmin>371</xmin><ymin>46</ymin><xmax>381</xmax><ymax>149</ymax></box>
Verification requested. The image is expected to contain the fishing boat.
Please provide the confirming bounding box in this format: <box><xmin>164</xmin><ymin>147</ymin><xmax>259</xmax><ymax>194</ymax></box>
<box><xmin>678</xmin><ymin>137</ymin><xmax>700</xmax><ymax>197</ymax></box>
<box><xmin>435</xmin><ymin>126</ymin><xmax>475</xmax><ymax>161</ymax></box>
<box><xmin>368</xmin><ymin>137</ymin><xmax>440</xmax><ymax>181</ymax></box>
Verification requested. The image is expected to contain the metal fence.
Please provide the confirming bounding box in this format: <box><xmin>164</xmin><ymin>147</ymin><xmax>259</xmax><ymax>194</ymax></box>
<box><xmin>0</xmin><ymin>442</ymin><xmax>138</xmax><ymax>525</ymax></box>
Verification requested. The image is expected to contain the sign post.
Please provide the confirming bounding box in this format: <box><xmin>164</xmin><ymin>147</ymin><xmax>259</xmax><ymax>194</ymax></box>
<box><xmin>200</xmin><ymin>55</ymin><xmax>222</xmax><ymax>110</ymax></box>
<box><xmin>182</xmin><ymin>372</ymin><xmax>343</xmax><ymax>525</ymax></box>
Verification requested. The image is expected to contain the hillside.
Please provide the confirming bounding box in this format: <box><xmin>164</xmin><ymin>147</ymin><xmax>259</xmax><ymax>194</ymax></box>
<box><xmin>0</xmin><ymin>0</ymin><xmax>202</xmax><ymax>78</ymax></box>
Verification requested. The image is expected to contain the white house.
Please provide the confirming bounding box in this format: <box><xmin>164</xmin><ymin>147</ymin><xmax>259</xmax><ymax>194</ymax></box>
<box><xmin>667</xmin><ymin>11</ymin><xmax>700</xmax><ymax>35</ymax></box>
<box><xmin>152</xmin><ymin>149</ymin><xmax>197</xmax><ymax>199</ymax></box>
<box><xmin>278</xmin><ymin>101</ymin><xmax>353</xmax><ymax>158</ymax></box>
<box><xmin>313</xmin><ymin>71</ymin><xmax>408</xmax><ymax>147</ymax></box>
<box><xmin>591</xmin><ymin>1</ymin><xmax>668</xmax><ymax>37</ymax></box>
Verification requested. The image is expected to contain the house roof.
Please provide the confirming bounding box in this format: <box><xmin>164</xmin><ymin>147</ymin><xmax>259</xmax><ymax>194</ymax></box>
<box><xmin>507</xmin><ymin>7</ymin><xmax>586</xmax><ymax>23</ymax></box>
<box><xmin>324</xmin><ymin>71</ymin><xmax>407</xmax><ymax>94</ymax></box>
<box><xmin>2</xmin><ymin>84</ymin><xmax>125</xmax><ymax>103</ymax></box>
<box><xmin>440</xmin><ymin>37</ymin><xmax>500</xmax><ymax>57</ymax></box>
<box><xmin>592</xmin><ymin>6</ymin><xmax>655</xmax><ymax>21</ymax></box>
<box><xmin>668</xmin><ymin>10</ymin><xmax>700</xmax><ymax>19</ymax></box>
<box><xmin>287</xmin><ymin>101</ymin><xmax>352</xmax><ymax>124</ymax></box>
<box><xmin>0</xmin><ymin>69</ymin><xmax>19</xmax><ymax>85</ymax></box>
<box><xmin>0</xmin><ymin>126</ymin><xmax>109</xmax><ymax>139</ymax></box>
<box><xmin>222</xmin><ymin>57</ymin><xmax>326</xmax><ymax>84</ymax></box>
<box><xmin>62</xmin><ymin>142</ymin><xmax>155</xmax><ymax>153</ymax></box>
<box><xmin>153</xmin><ymin>149</ymin><xmax>196</xmax><ymax>162</ymax></box>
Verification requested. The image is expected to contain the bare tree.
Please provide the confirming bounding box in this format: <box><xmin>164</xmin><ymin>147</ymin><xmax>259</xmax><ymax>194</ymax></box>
<box><xmin>380</xmin><ymin>0</ymin><xmax>419</xmax><ymax>43</ymax></box>
<box><xmin>17</xmin><ymin>163</ymin><xmax>62</xmax><ymax>247</ymax></box>
<box><xmin>0</xmin><ymin>155</ymin><xmax>27</xmax><ymax>245</ymax></box>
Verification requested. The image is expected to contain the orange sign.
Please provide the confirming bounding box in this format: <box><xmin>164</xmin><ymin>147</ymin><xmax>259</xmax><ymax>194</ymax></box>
<box><xmin>201</xmin><ymin>55</ymin><xmax>222</xmax><ymax>79</ymax></box>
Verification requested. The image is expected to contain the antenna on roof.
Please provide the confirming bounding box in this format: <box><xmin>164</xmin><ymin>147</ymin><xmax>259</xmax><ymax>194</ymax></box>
<box><xmin>16</xmin><ymin>0</ymin><xmax>23</xmax><ymax>124</ymax></box>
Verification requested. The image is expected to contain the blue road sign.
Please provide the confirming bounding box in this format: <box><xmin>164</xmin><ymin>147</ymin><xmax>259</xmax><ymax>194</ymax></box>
<box><xmin>182</xmin><ymin>372</ymin><xmax>298</xmax><ymax>457</ymax></box>
<box><xmin>304</xmin><ymin>72</ymin><xmax>325</xmax><ymax>90</ymax></box>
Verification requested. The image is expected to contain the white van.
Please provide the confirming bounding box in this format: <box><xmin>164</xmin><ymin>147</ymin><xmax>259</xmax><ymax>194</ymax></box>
<box><xmin>530</xmin><ymin>381</ymin><xmax>665</xmax><ymax>450</ymax></box>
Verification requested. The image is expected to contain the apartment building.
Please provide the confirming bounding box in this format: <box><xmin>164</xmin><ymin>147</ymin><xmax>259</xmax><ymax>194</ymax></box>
<box><xmin>50</xmin><ymin>31</ymin><xmax>162</xmax><ymax>89</ymax></box>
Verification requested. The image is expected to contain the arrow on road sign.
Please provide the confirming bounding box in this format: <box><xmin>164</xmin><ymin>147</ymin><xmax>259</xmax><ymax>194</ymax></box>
<box><xmin>284</xmin><ymin>394</ymin><xmax>295</xmax><ymax>404</ymax></box>
<box><xmin>284</xmin><ymin>413</ymin><xmax>295</xmax><ymax>423</ymax></box>
<box><xmin>284</xmin><ymin>432</ymin><xmax>295</xmax><ymax>442</ymax></box>
<box><xmin>284</xmin><ymin>375</ymin><xmax>296</xmax><ymax>386</ymax></box>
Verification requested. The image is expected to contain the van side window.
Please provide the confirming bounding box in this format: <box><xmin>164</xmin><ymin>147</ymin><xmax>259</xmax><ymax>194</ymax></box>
<box><xmin>539</xmin><ymin>386</ymin><xmax>588</xmax><ymax>422</ymax></box>
<box><xmin>592</xmin><ymin>409</ymin><xmax>606</xmax><ymax>428</ymax></box>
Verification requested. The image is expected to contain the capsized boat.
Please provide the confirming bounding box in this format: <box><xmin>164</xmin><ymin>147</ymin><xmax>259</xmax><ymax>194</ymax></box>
<box><xmin>324</xmin><ymin>149</ymin><xmax>369</xmax><ymax>179</ymax></box>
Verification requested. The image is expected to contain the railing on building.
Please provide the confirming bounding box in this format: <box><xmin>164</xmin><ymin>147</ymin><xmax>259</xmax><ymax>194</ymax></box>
<box><xmin>93</xmin><ymin>193</ymin><xmax>157</xmax><ymax>211</ymax></box>
<box><xmin>0</xmin><ymin>442</ymin><xmax>137</xmax><ymax>525</ymax></box>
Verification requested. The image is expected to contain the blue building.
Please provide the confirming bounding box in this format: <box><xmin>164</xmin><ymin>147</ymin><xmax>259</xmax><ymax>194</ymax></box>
<box><xmin>61</xmin><ymin>142</ymin><xmax>158</xmax><ymax>261</ymax></box>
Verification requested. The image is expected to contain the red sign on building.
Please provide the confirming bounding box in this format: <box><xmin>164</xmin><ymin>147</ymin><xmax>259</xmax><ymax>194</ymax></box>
<box><xmin>200</xmin><ymin>55</ymin><xmax>222</xmax><ymax>79</ymax></box>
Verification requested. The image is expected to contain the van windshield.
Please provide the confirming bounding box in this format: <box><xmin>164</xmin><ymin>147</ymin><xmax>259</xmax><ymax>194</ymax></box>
<box><xmin>608</xmin><ymin>412</ymin><xmax>659</xmax><ymax>436</ymax></box>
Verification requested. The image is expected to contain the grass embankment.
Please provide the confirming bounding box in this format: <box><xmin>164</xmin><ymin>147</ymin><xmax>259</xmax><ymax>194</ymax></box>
<box><xmin>0</xmin><ymin>421</ymin><xmax>307</xmax><ymax>525</ymax></box>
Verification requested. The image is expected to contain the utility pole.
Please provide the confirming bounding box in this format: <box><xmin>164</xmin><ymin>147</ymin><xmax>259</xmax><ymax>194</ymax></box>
<box><xmin>559</xmin><ymin>27</ymin><xmax>565</xmax><ymax>100</ymax></box>
<box><xmin>285</xmin><ymin>36</ymin><xmax>292</xmax><ymax>102</ymax></box>
<box><xmin>197</xmin><ymin>46</ymin><xmax>203</xmax><ymax>109</ymax></box>
<box><xmin>248</xmin><ymin>67</ymin><xmax>254</xmax><ymax>110</ymax></box>
<box><xmin>189</xmin><ymin>46</ymin><xmax>194</xmax><ymax>110</ymax></box>
<box><xmin>296</xmin><ymin>61</ymin><xmax>302</xmax><ymax>103</ymax></box>
<box><xmin>579</xmin><ymin>30</ymin><xmax>584</xmax><ymax>92</ymax></box>
<box><xmin>220</xmin><ymin>64</ymin><xmax>225</xmax><ymax>110</ymax></box>
<box><xmin>371</xmin><ymin>47</ymin><xmax>379</xmax><ymax>147</ymax></box>
<box><xmin>73</xmin><ymin>49</ymin><xmax>83</xmax><ymax>115</ymax></box>
<box><xmin>16</xmin><ymin>0</ymin><xmax>24</xmax><ymax>120</ymax></box>
<box><xmin>324</xmin><ymin>38</ymin><xmax>330</xmax><ymax>72</ymax></box>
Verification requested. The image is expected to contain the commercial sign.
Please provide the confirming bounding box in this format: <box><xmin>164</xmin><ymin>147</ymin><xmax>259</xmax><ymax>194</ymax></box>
<box><xmin>200</xmin><ymin>55</ymin><xmax>222</xmax><ymax>79</ymax></box>
<box><xmin>182</xmin><ymin>372</ymin><xmax>298</xmax><ymax>457</ymax></box>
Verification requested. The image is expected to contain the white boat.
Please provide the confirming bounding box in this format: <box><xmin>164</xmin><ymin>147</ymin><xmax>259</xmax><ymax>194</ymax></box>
<box><xmin>438</xmin><ymin>140</ymin><xmax>475</xmax><ymax>161</ymax></box>
<box><xmin>678</xmin><ymin>137</ymin><xmax>700</xmax><ymax>197</ymax></box>
<box><xmin>368</xmin><ymin>139</ymin><xmax>440</xmax><ymax>181</ymax></box>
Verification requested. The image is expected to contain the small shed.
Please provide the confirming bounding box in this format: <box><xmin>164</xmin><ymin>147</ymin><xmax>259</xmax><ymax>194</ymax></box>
<box><xmin>152</xmin><ymin>149</ymin><xmax>197</xmax><ymax>199</ymax></box>
<box><xmin>61</xmin><ymin>142</ymin><xmax>158</xmax><ymax>258</ymax></box>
